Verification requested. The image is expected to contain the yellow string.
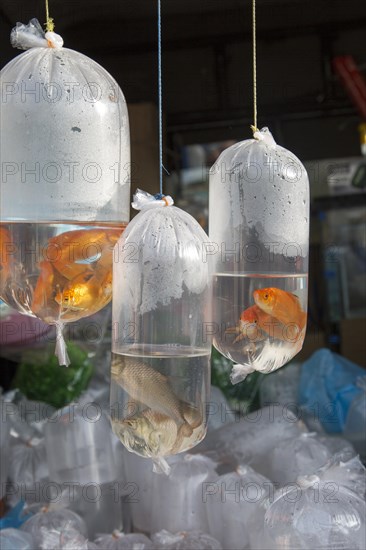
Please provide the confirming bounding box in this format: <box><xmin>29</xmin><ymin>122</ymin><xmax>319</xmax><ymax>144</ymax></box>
<box><xmin>45</xmin><ymin>0</ymin><xmax>55</xmax><ymax>32</ymax></box>
<box><xmin>251</xmin><ymin>0</ymin><xmax>258</xmax><ymax>135</ymax></box>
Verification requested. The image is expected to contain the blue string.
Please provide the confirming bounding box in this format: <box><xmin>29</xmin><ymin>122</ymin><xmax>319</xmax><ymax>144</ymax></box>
<box><xmin>158</xmin><ymin>0</ymin><xmax>163</xmax><ymax>195</ymax></box>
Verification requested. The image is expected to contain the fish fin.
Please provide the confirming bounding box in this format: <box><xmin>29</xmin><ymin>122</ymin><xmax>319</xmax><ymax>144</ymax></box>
<box><xmin>178</xmin><ymin>421</ymin><xmax>193</xmax><ymax>438</ymax></box>
<box><xmin>111</xmin><ymin>356</ymin><xmax>122</xmax><ymax>379</ymax></box>
<box><xmin>225</xmin><ymin>326</ymin><xmax>240</xmax><ymax>334</ymax></box>
<box><xmin>182</xmin><ymin>402</ymin><xmax>202</xmax><ymax>429</ymax></box>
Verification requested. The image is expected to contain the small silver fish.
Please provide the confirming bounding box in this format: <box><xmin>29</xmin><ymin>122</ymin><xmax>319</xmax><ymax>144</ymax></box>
<box><xmin>111</xmin><ymin>357</ymin><xmax>201</xmax><ymax>435</ymax></box>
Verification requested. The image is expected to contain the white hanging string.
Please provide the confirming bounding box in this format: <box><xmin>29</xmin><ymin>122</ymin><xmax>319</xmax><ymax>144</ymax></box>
<box><xmin>157</xmin><ymin>0</ymin><xmax>163</xmax><ymax>195</ymax></box>
<box><xmin>251</xmin><ymin>0</ymin><xmax>259</xmax><ymax>135</ymax></box>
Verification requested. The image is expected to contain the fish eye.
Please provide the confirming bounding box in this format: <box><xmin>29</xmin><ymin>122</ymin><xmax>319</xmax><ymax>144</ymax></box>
<box><xmin>264</xmin><ymin>293</ymin><xmax>268</xmax><ymax>299</ymax></box>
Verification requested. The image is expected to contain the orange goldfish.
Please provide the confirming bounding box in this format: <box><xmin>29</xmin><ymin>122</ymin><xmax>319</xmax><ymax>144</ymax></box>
<box><xmin>0</xmin><ymin>226</ymin><xmax>15</xmax><ymax>290</ymax></box>
<box><xmin>228</xmin><ymin>304</ymin><xmax>302</xmax><ymax>344</ymax></box>
<box><xmin>55</xmin><ymin>266</ymin><xmax>113</xmax><ymax>321</ymax></box>
<box><xmin>48</xmin><ymin>227</ymin><xmax>122</xmax><ymax>280</ymax></box>
<box><xmin>253</xmin><ymin>287</ymin><xmax>307</xmax><ymax>330</ymax></box>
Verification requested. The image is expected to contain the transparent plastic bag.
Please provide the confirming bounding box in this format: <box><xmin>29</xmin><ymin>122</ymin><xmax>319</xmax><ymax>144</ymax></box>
<box><xmin>93</xmin><ymin>531</ymin><xmax>153</xmax><ymax>549</ymax></box>
<box><xmin>268</xmin><ymin>432</ymin><xmax>332</xmax><ymax>485</ymax></box>
<box><xmin>8</xmin><ymin>434</ymin><xmax>49</xmax><ymax>504</ymax></box>
<box><xmin>20</xmin><ymin>507</ymin><xmax>87</xmax><ymax>547</ymax></box>
<box><xmin>259</xmin><ymin>362</ymin><xmax>301</xmax><ymax>410</ymax></box>
<box><xmin>206</xmin><ymin>386</ymin><xmax>233</xmax><ymax>432</ymax></box>
<box><xmin>45</xmin><ymin>404</ymin><xmax>116</xmax><ymax>485</ymax></box>
<box><xmin>150</xmin><ymin>454</ymin><xmax>217</xmax><ymax>534</ymax></box>
<box><xmin>209</xmin><ymin>128</ymin><xmax>309</xmax><ymax>383</ymax></box>
<box><xmin>0</xmin><ymin>528</ymin><xmax>34</xmax><ymax>550</ymax></box>
<box><xmin>193</xmin><ymin>404</ymin><xmax>307</xmax><ymax>473</ymax></box>
<box><xmin>151</xmin><ymin>530</ymin><xmax>222</xmax><ymax>550</ymax></box>
<box><xmin>0</xmin><ymin>397</ymin><xmax>11</xmax><ymax>499</ymax></box>
<box><xmin>3</xmin><ymin>390</ymin><xmax>56</xmax><ymax>439</ymax></box>
<box><xmin>205</xmin><ymin>464</ymin><xmax>273</xmax><ymax>550</ymax></box>
<box><xmin>66</xmin><ymin>482</ymin><xmax>122</xmax><ymax>540</ymax></box>
<box><xmin>264</xmin><ymin>473</ymin><xmax>366</xmax><ymax>550</ymax></box>
<box><xmin>111</xmin><ymin>190</ymin><xmax>212</xmax><ymax>472</ymax></box>
<box><xmin>319</xmin><ymin>453</ymin><xmax>366</xmax><ymax>500</ymax></box>
<box><xmin>36</xmin><ymin>525</ymin><xmax>90</xmax><ymax>550</ymax></box>
<box><xmin>318</xmin><ymin>434</ymin><xmax>356</xmax><ymax>462</ymax></box>
<box><xmin>121</xmin><ymin>448</ymin><xmax>182</xmax><ymax>534</ymax></box>
<box><xmin>0</xmin><ymin>18</ymin><xmax>130</xmax><ymax>365</ymax></box>
<box><xmin>343</xmin><ymin>376</ymin><xmax>366</xmax><ymax>460</ymax></box>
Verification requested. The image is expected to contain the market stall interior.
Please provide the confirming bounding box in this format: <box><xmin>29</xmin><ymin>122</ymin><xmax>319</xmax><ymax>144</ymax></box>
<box><xmin>0</xmin><ymin>1</ymin><xmax>365</xmax><ymax>549</ymax></box>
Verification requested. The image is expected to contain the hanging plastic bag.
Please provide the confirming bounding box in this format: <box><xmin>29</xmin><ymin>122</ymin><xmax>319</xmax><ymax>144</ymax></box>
<box><xmin>0</xmin><ymin>19</ymin><xmax>130</xmax><ymax>366</ymax></box>
<box><xmin>111</xmin><ymin>190</ymin><xmax>212</xmax><ymax>473</ymax></box>
<box><xmin>209</xmin><ymin>128</ymin><xmax>309</xmax><ymax>383</ymax></box>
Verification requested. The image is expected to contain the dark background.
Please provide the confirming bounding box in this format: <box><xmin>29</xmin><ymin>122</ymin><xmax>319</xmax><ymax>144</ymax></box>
<box><xmin>1</xmin><ymin>0</ymin><xmax>366</xmax><ymax>161</ymax></box>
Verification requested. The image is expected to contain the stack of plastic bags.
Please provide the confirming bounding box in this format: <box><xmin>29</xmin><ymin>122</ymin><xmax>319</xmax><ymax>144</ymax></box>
<box><xmin>1</xmin><ymin>370</ymin><xmax>365</xmax><ymax>550</ymax></box>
